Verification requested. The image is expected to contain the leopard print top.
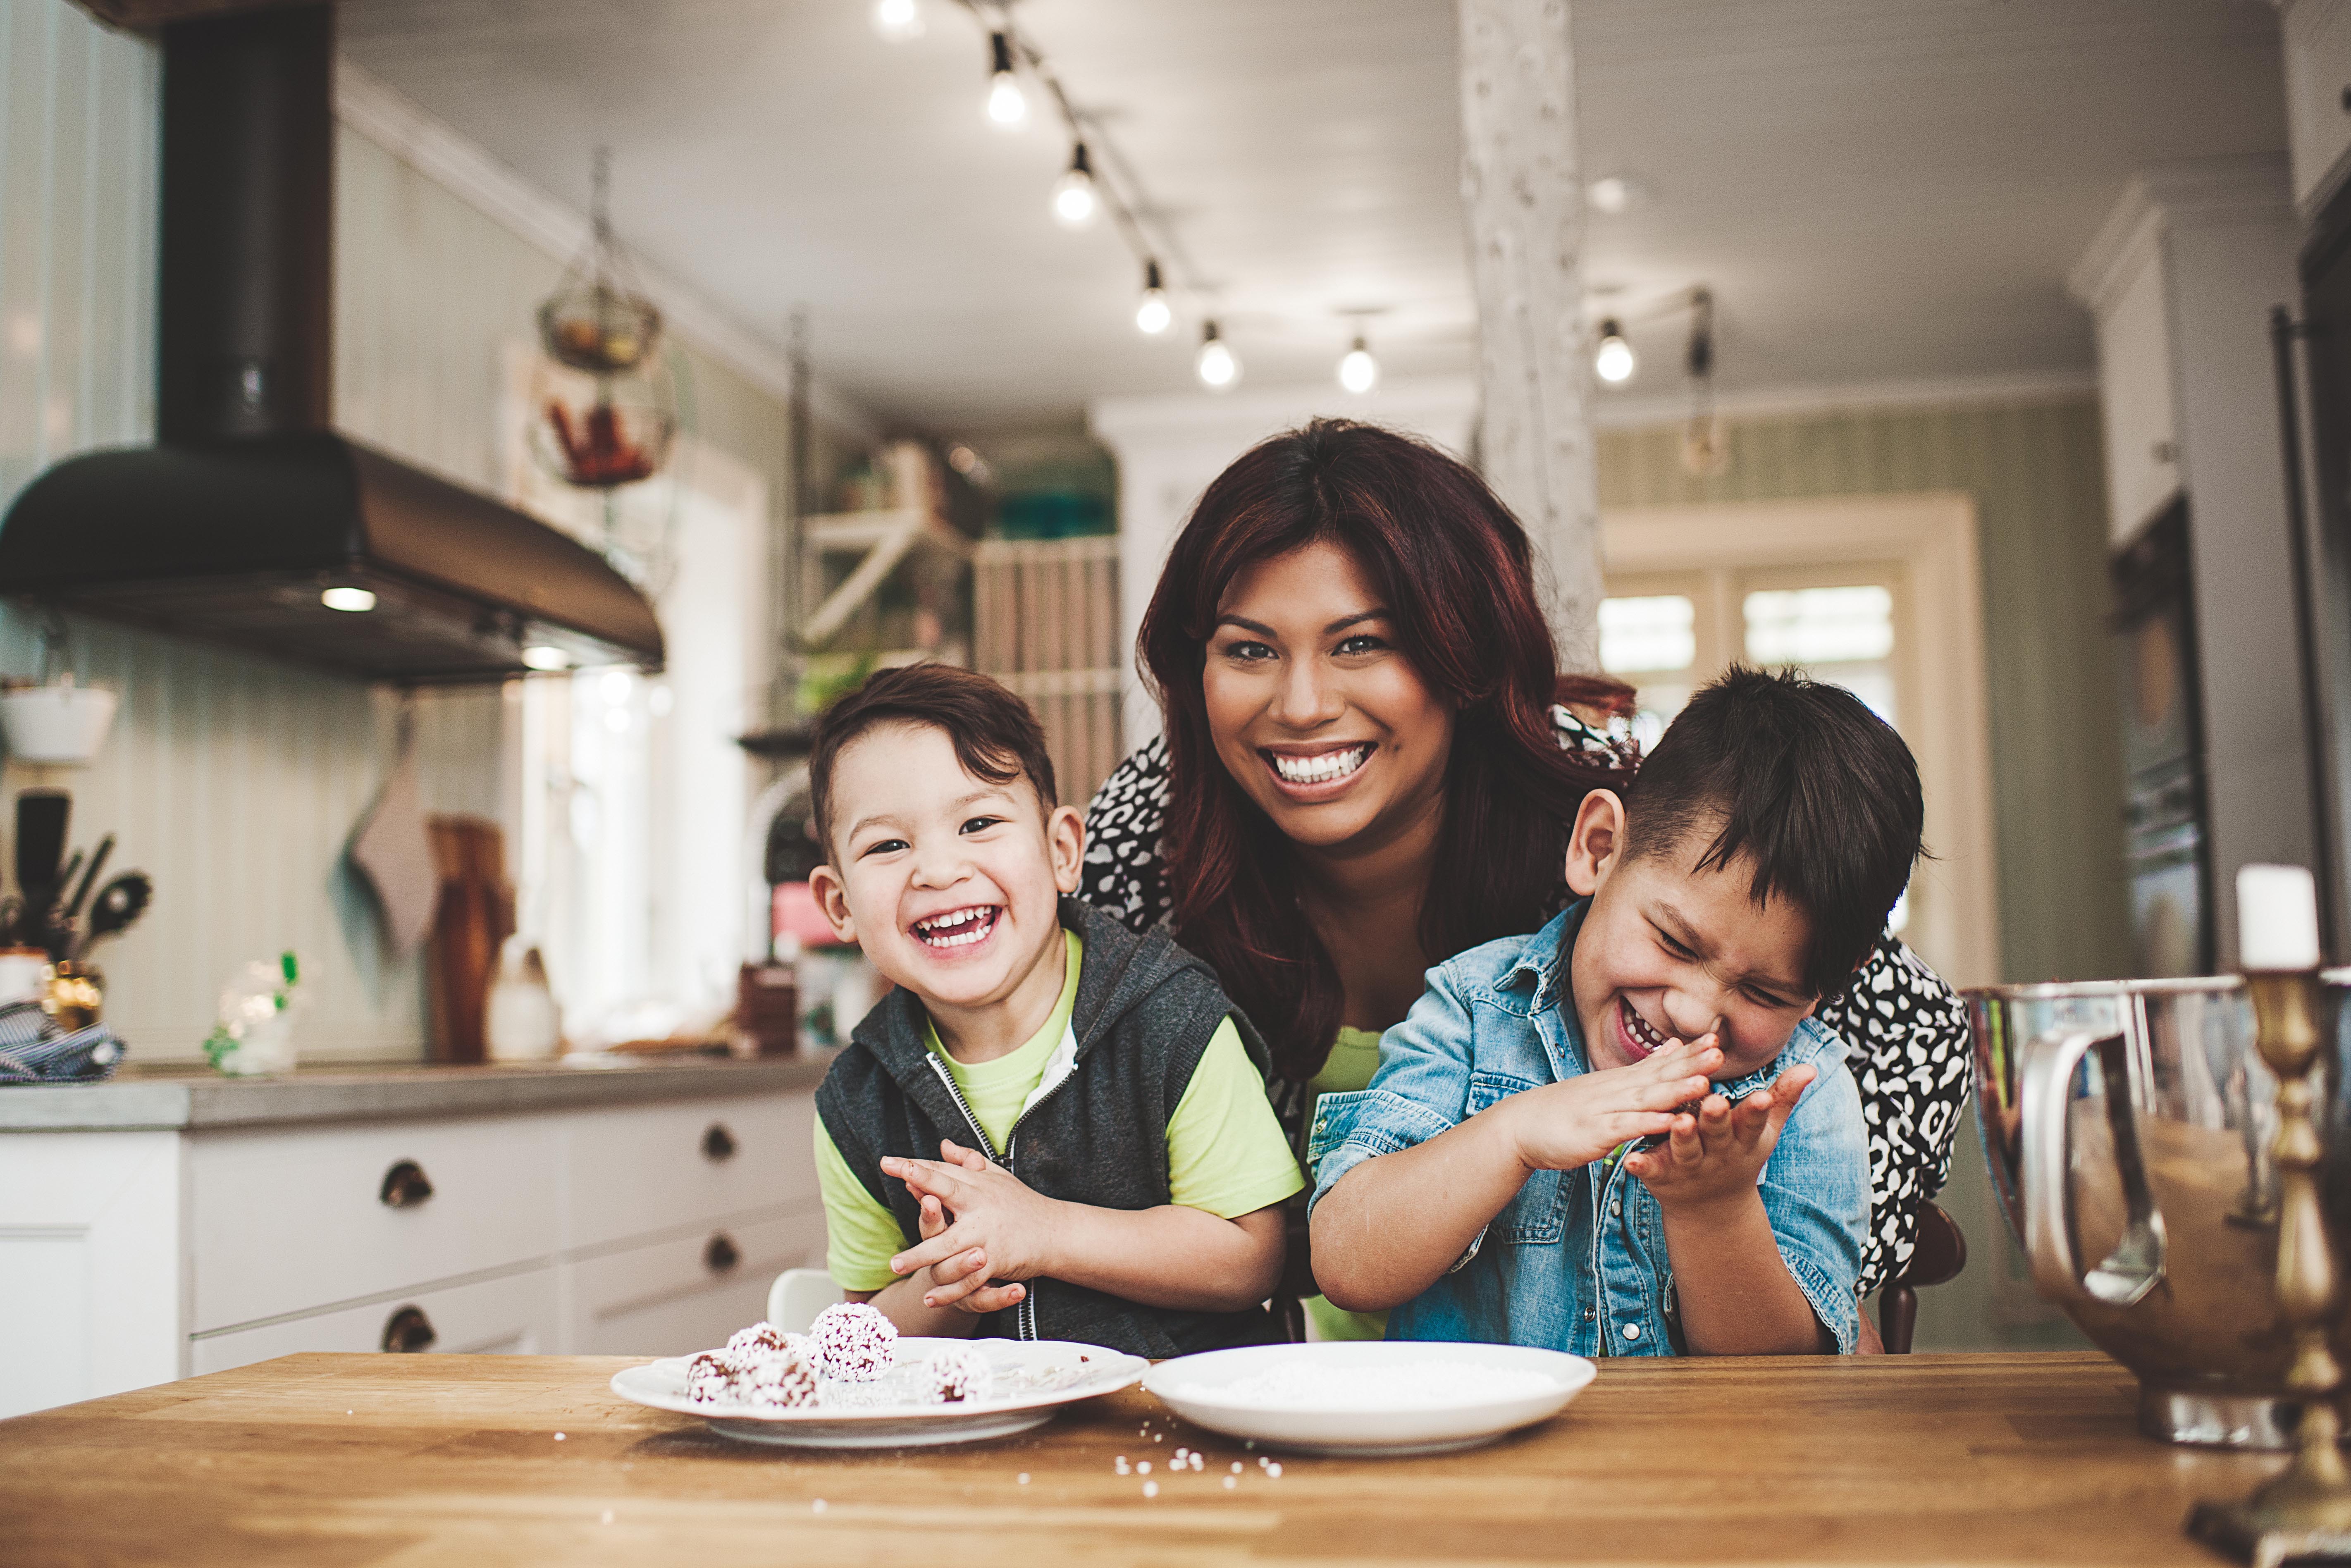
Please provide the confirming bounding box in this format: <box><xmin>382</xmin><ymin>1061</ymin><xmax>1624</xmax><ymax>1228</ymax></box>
<box><xmin>1076</xmin><ymin>723</ymin><xmax>1973</xmax><ymax>1301</ymax></box>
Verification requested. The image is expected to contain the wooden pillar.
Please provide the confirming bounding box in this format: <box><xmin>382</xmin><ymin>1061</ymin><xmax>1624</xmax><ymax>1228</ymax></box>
<box><xmin>1456</xmin><ymin>0</ymin><xmax>1604</xmax><ymax>672</ymax></box>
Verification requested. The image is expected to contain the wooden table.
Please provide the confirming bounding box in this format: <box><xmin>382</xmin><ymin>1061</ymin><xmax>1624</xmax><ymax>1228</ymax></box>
<box><xmin>0</xmin><ymin>1351</ymin><xmax>2291</xmax><ymax>1565</ymax></box>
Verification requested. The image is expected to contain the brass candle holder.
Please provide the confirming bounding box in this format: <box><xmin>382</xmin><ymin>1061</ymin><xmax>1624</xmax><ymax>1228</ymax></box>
<box><xmin>2189</xmin><ymin>967</ymin><xmax>2351</xmax><ymax>1563</ymax></box>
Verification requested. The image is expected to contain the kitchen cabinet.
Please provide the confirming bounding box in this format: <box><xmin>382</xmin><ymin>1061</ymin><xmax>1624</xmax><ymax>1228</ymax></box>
<box><xmin>2286</xmin><ymin>1</ymin><xmax>2351</xmax><ymax>217</ymax></box>
<box><xmin>0</xmin><ymin>1056</ymin><xmax>828</xmax><ymax>1419</ymax></box>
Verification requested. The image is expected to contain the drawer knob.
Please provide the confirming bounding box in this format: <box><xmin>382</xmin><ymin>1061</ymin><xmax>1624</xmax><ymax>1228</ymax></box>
<box><xmin>705</xmin><ymin>1231</ymin><xmax>741</xmax><ymax>1274</ymax></box>
<box><xmin>379</xmin><ymin>1160</ymin><xmax>434</xmax><ymax>1208</ymax></box>
<box><xmin>701</xmin><ymin>1123</ymin><xmax>737</xmax><ymax>1162</ymax></box>
<box><xmin>382</xmin><ymin>1305</ymin><xmax>437</xmax><ymax>1353</ymax></box>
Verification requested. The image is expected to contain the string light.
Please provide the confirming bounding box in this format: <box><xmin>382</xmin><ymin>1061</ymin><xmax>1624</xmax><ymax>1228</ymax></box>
<box><xmin>1337</xmin><ymin>334</ymin><xmax>1379</xmax><ymax>394</ymax></box>
<box><xmin>1135</xmin><ymin>260</ymin><xmax>1172</xmax><ymax>335</ymax></box>
<box><xmin>1594</xmin><ymin>317</ymin><xmax>1635</xmax><ymax>384</ymax></box>
<box><xmin>1196</xmin><ymin>321</ymin><xmax>1239</xmax><ymax>390</ymax></box>
<box><xmin>870</xmin><ymin>0</ymin><xmax>924</xmax><ymax>43</ymax></box>
<box><xmin>1052</xmin><ymin>143</ymin><xmax>1099</xmax><ymax>229</ymax></box>
<box><xmin>985</xmin><ymin>33</ymin><xmax>1026</xmax><ymax>129</ymax></box>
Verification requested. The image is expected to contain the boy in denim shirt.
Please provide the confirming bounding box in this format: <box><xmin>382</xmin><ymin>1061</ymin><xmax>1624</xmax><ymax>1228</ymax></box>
<box><xmin>1308</xmin><ymin>668</ymin><xmax>1919</xmax><ymax>1355</ymax></box>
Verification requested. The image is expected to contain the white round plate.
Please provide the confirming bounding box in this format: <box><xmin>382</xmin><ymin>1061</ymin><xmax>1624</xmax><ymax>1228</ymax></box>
<box><xmin>611</xmin><ymin>1338</ymin><xmax>1146</xmax><ymax>1449</ymax></box>
<box><xmin>1143</xmin><ymin>1340</ymin><xmax>1595</xmax><ymax>1456</ymax></box>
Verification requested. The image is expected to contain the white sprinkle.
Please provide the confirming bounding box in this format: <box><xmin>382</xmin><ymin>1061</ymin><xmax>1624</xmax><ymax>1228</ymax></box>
<box><xmin>1017</xmin><ymin>1473</ymin><xmax>1030</xmax><ymax>1485</ymax></box>
<box><xmin>600</xmin><ymin>1511</ymin><xmax>614</xmax><ymax>1525</ymax></box>
<box><xmin>1245</xmin><ymin>1440</ymin><xmax>1256</xmax><ymax>1450</ymax></box>
<box><xmin>1174</xmin><ymin>1447</ymin><xmax>1188</xmax><ymax>1459</ymax></box>
<box><xmin>812</xmin><ymin>1499</ymin><xmax>827</xmax><ymax>1514</ymax></box>
<box><xmin>1138</xmin><ymin>1461</ymin><xmax>1151</xmax><ymax>1475</ymax></box>
<box><xmin>1190</xmin><ymin>1454</ymin><xmax>1204</xmax><ymax>1471</ymax></box>
<box><xmin>1114</xmin><ymin>1460</ymin><xmax>1129</xmax><ymax>1475</ymax></box>
<box><xmin>345</xmin><ymin>1410</ymin><xmax>353</xmax><ymax>1416</ymax></box>
<box><xmin>1268</xmin><ymin>1462</ymin><xmax>1283</xmax><ymax>1477</ymax></box>
<box><xmin>553</xmin><ymin>1432</ymin><xmax>566</xmax><ymax>1441</ymax></box>
<box><xmin>1230</xmin><ymin>1461</ymin><xmax>1243</xmax><ymax>1474</ymax></box>
<box><xmin>1223</xmin><ymin>1476</ymin><xmax>1237</xmax><ymax>1490</ymax></box>
<box><xmin>1258</xmin><ymin>1456</ymin><xmax>1270</xmax><ymax>1468</ymax></box>
<box><xmin>1143</xmin><ymin>1481</ymin><xmax>1158</xmax><ymax>1498</ymax></box>
<box><xmin>1153</xmin><ymin>1433</ymin><xmax>1163</xmax><ymax>1443</ymax></box>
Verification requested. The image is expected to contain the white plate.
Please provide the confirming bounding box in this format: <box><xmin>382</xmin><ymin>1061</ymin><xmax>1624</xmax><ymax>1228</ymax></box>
<box><xmin>610</xmin><ymin>1338</ymin><xmax>1146</xmax><ymax>1449</ymax></box>
<box><xmin>1143</xmin><ymin>1340</ymin><xmax>1596</xmax><ymax>1457</ymax></box>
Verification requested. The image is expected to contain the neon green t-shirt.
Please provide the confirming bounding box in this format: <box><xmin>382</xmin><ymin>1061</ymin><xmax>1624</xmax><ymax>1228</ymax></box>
<box><xmin>1301</xmin><ymin>1024</ymin><xmax>1391</xmax><ymax>1342</ymax></box>
<box><xmin>815</xmin><ymin>929</ymin><xmax>1305</xmax><ymax>1293</ymax></box>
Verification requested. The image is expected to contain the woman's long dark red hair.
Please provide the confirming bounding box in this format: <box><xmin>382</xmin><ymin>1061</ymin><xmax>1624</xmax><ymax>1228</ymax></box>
<box><xmin>1139</xmin><ymin>418</ymin><xmax>1633</xmax><ymax>1081</ymax></box>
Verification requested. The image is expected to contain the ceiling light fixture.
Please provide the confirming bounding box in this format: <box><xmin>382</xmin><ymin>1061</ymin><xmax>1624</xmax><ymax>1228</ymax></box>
<box><xmin>1337</xmin><ymin>335</ymin><xmax>1379</xmax><ymax>395</ymax></box>
<box><xmin>521</xmin><ymin>645</ymin><xmax>572</xmax><ymax>672</ymax></box>
<box><xmin>1594</xmin><ymin>318</ymin><xmax>1635</xmax><ymax>384</ymax></box>
<box><xmin>870</xmin><ymin>0</ymin><xmax>924</xmax><ymax>43</ymax></box>
<box><xmin>1135</xmin><ymin>260</ymin><xmax>1172</xmax><ymax>336</ymax></box>
<box><xmin>1196</xmin><ymin>321</ymin><xmax>1239</xmax><ymax>391</ymax></box>
<box><xmin>985</xmin><ymin>33</ymin><xmax>1026</xmax><ymax>129</ymax></box>
<box><xmin>1052</xmin><ymin>143</ymin><xmax>1099</xmax><ymax>229</ymax></box>
<box><xmin>320</xmin><ymin>586</ymin><xmax>375</xmax><ymax>613</ymax></box>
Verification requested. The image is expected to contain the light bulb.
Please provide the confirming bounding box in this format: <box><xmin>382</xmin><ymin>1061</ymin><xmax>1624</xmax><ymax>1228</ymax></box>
<box><xmin>1135</xmin><ymin>260</ymin><xmax>1171</xmax><ymax>336</ymax></box>
<box><xmin>521</xmin><ymin>645</ymin><xmax>571</xmax><ymax>672</ymax></box>
<box><xmin>985</xmin><ymin>33</ymin><xmax>1026</xmax><ymax>129</ymax></box>
<box><xmin>1594</xmin><ymin>318</ymin><xmax>1635</xmax><ymax>384</ymax></box>
<box><xmin>1337</xmin><ymin>336</ymin><xmax>1379</xmax><ymax>395</ymax></box>
<box><xmin>870</xmin><ymin>0</ymin><xmax>923</xmax><ymax>42</ymax></box>
<box><xmin>1196</xmin><ymin>322</ymin><xmax>1239</xmax><ymax>391</ymax></box>
<box><xmin>1052</xmin><ymin>144</ymin><xmax>1098</xmax><ymax>229</ymax></box>
<box><xmin>320</xmin><ymin>586</ymin><xmax>376</xmax><ymax>613</ymax></box>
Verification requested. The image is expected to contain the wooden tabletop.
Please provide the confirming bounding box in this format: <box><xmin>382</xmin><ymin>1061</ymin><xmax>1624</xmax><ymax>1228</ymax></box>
<box><xmin>0</xmin><ymin>1351</ymin><xmax>2285</xmax><ymax>1566</ymax></box>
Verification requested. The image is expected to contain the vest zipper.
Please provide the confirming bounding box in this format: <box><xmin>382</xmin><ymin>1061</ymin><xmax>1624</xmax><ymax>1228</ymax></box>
<box><xmin>924</xmin><ymin>1053</ymin><xmax>1041</xmax><ymax>1340</ymax></box>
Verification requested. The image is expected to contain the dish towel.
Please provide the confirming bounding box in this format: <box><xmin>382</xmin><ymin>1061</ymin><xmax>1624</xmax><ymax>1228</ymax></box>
<box><xmin>0</xmin><ymin>1000</ymin><xmax>124</xmax><ymax>1084</ymax></box>
<box><xmin>352</xmin><ymin>742</ymin><xmax>438</xmax><ymax>957</ymax></box>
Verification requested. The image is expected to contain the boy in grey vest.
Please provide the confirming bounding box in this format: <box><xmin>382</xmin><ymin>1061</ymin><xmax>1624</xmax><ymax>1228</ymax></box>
<box><xmin>805</xmin><ymin>664</ymin><xmax>1302</xmax><ymax>1354</ymax></box>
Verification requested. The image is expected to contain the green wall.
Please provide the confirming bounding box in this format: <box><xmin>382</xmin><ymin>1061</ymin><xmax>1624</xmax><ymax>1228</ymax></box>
<box><xmin>1599</xmin><ymin>397</ymin><xmax>2131</xmax><ymax>986</ymax></box>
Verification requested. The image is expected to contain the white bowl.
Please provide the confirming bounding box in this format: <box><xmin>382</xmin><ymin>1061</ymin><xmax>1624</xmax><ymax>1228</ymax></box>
<box><xmin>0</xmin><ymin>683</ymin><xmax>117</xmax><ymax>765</ymax></box>
<box><xmin>1143</xmin><ymin>1340</ymin><xmax>1596</xmax><ymax>1457</ymax></box>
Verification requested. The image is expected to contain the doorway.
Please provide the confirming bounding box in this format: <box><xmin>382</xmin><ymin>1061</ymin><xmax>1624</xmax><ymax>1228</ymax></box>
<box><xmin>1600</xmin><ymin>493</ymin><xmax>1999</xmax><ymax>988</ymax></box>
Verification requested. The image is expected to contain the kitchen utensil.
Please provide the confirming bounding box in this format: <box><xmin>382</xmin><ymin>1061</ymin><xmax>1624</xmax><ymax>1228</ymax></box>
<box><xmin>65</xmin><ymin>835</ymin><xmax>113</xmax><ymax>919</ymax></box>
<box><xmin>1143</xmin><ymin>1342</ymin><xmax>1597</xmax><ymax>1457</ymax></box>
<box><xmin>606</xmin><ymin>1340</ymin><xmax>1145</xmax><ymax>1450</ymax></box>
<box><xmin>425</xmin><ymin>817</ymin><xmax>513</xmax><ymax>1063</ymax></box>
<box><xmin>14</xmin><ymin>791</ymin><xmax>69</xmax><ymax>914</ymax></box>
<box><xmin>81</xmin><ymin>871</ymin><xmax>150</xmax><ymax>954</ymax></box>
<box><xmin>1970</xmin><ymin>974</ymin><xmax>2351</xmax><ymax>1449</ymax></box>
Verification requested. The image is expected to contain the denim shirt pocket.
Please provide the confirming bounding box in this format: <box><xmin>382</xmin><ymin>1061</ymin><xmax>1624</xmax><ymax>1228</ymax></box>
<box><xmin>1465</xmin><ymin>1070</ymin><xmax>1568</xmax><ymax>1245</ymax></box>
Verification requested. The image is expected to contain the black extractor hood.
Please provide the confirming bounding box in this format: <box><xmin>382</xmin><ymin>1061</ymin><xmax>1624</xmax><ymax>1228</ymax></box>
<box><xmin>0</xmin><ymin>5</ymin><xmax>663</xmax><ymax>683</ymax></box>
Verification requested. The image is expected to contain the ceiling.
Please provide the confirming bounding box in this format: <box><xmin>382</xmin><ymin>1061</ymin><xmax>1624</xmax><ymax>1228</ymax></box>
<box><xmin>337</xmin><ymin>0</ymin><xmax>2289</xmax><ymax>434</ymax></box>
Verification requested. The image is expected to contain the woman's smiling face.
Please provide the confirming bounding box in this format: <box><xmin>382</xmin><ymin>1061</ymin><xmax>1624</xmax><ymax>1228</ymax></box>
<box><xmin>1201</xmin><ymin>539</ymin><xmax>1455</xmax><ymax>852</ymax></box>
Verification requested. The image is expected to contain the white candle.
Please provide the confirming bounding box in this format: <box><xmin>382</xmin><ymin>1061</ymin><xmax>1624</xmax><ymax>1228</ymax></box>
<box><xmin>2238</xmin><ymin>863</ymin><xmax>2322</xmax><ymax>971</ymax></box>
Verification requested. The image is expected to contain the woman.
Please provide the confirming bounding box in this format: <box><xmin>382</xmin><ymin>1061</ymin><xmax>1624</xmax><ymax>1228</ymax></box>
<box><xmin>1079</xmin><ymin>418</ymin><xmax>1969</xmax><ymax>1337</ymax></box>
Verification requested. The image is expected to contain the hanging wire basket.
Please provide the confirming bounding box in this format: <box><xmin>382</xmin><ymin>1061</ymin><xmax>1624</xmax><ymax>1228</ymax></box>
<box><xmin>538</xmin><ymin>282</ymin><xmax>663</xmax><ymax>376</ymax></box>
<box><xmin>530</xmin><ymin>384</ymin><xmax>676</xmax><ymax>490</ymax></box>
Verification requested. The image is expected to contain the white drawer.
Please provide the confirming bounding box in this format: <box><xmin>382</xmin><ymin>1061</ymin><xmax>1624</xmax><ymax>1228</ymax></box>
<box><xmin>563</xmin><ymin>1207</ymin><xmax>823</xmax><ymax>1356</ymax></box>
<box><xmin>189</xmin><ymin>1265</ymin><xmax>559</xmax><ymax>1376</ymax></box>
<box><xmin>189</xmin><ymin>1114</ymin><xmax>561</xmax><ymax>1333</ymax></box>
<box><xmin>563</xmin><ymin>1092</ymin><xmax>817</xmax><ymax>1251</ymax></box>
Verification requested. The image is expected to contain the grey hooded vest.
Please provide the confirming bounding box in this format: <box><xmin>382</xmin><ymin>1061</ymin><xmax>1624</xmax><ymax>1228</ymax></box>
<box><xmin>814</xmin><ymin>896</ymin><xmax>1282</xmax><ymax>1357</ymax></box>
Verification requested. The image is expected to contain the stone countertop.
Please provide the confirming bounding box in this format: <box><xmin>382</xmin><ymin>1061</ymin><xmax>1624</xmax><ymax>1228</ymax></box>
<box><xmin>0</xmin><ymin>1052</ymin><xmax>833</xmax><ymax>1132</ymax></box>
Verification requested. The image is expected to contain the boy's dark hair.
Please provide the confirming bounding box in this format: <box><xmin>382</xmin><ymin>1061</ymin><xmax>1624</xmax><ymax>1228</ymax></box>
<box><xmin>1622</xmin><ymin>665</ymin><xmax>1923</xmax><ymax>1001</ymax></box>
<box><xmin>807</xmin><ymin>663</ymin><xmax>1058</xmax><ymax>857</ymax></box>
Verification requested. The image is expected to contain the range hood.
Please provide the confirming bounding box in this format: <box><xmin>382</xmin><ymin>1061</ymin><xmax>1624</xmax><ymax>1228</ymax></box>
<box><xmin>0</xmin><ymin>5</ymin><xmax>663</xmax><ymax>683</ymax></box>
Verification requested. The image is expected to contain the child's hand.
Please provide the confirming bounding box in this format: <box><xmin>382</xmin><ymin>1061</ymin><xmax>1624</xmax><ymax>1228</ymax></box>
<box><xmin>1623</xmin><ymin>1062</ymin><xmax>1818</xmax><ymax>1213</ymax></box>
<box><xmin>900</xmin><ymin>1183</ymin><xmax>1027</xmax><ymax>1315</ymax></box>
<box><xmin>882</xmin><ymin>1141</ymin><xmax>1066</xmax><ymax>1309</ymax></box>
<box><xmin>1504</xmin><ymin>1037</ymin><xmax>1723</xmax><ymax>1173</ymax></box>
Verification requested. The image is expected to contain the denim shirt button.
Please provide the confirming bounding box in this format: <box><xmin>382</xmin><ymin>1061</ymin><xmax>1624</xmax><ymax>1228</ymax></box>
<box><xmin>1620</xmin><ymin>1323</ymin><xmax>1641</xmax><ymax>1341</ymax></box>
<box><xmin>1609</xmin><ymin>1199</ymin><xmax>1622</xmax><ymax>1217</ymax></box>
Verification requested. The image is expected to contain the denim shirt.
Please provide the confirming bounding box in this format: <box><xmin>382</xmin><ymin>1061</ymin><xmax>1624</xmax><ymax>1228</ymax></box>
<box><xmin>1306</xmin><ymin>901</ymin><xmax>1869</xmax><ymax>1355</ymax></box>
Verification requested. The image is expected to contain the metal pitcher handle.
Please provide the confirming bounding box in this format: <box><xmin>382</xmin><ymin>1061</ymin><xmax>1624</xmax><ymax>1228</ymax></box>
<box><xmin>2021</xmin><ymin>1028</ymin><xmax>2168</xmax><ymax>1308</ymax></box>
